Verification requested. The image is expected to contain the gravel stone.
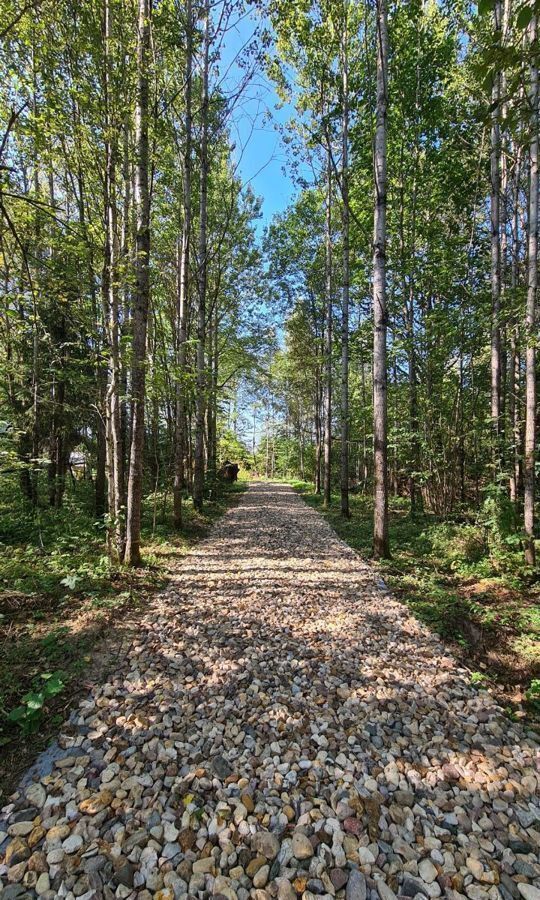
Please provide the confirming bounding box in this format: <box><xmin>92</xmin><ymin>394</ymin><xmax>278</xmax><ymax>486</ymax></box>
<box><xmin>1</xmin><ymin>484</ymin><xmax>539</xmax><ymax>900</ymax></box>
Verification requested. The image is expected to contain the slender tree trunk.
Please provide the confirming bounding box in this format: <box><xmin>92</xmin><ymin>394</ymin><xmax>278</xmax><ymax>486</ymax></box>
<box><xmin>509</xmin><ymin>144</ymin><xmax>522</xmax><ymax>504</ymax></box>
<box><xmin>314</xmin><ymin>365</ymin><xmax>322</xmax><ymax>493</ymax></box>
<box><xmin>102</xmin><ymin>0</ymin><xmax>125</xmax><ymax>557</ymax></box>
<box><xmin>124</xmin><ymin>0</ymin><xmax>151</xmax><ymax>566</ymax></box>
<box><xmin>193</xmin><ymin>0</ymin><xmax>210</xmax><ymax>512</ymax></box>
<box><xmin>490</xmin><ymin>0</ymin><xmax>502</xmax><ymax>470</ymax></box>
<box><xmin>120</xmin><ymin>120</ymin><xmax>131</xmax><ymax>486</ymax></box>
<box><xmin>324</xmin><ymin>158</ymin><xmax>332</xmax><ymax>508</ymax></box>
<box><xmin>207</xmin><ymin>303</ymin><xmax>218</xmax><ymax>495</ymax></box>
<box><xmin>95</xmin><ymin>407</ymin><xmax>107</xmax><ymax>516</ymax></box>
<box><xmin>173</xmin><ymin>0</ymin><xmax>193</xmax><ymax>527</ymax></box>
<box><xmin>340</xmin><ymin>9</ymin><xmax>350</xmax><ymax>519</ymax></box>
<box><xmin>372</xmin><ymin>0</ymin><xmax>390</xmax><ymax>558</ymax></box>
<box><xmin>459</xmin><ymin>340</ymin><xmax>466</xmax><ymax>504</ymax></box>
<box><xmin>524</xmin><ymin>16</ymin><xmax>538</xmax><ymax>566</ymax></box>
<box><xmin>360</xmin><ymin>342</ymin><xmax>368</xmax><ymax>491</ymax></box>
<box><xmin>29</xmin><ymin>49</ymin><xmax>40</xmax><ymax>508</ymax></box>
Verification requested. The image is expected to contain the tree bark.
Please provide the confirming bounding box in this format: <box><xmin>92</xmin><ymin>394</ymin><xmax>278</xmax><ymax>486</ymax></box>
<box><xmin>102</xmin><ymin>0</ymin><xmax>125</xmax><ymax>557</ymax></box>
<box><xmin>124</xmin><ymin>0</ymin><xmax>151</xmax><ymax>566</ymax></box>
<box><xmin>323</xmin><ymin>158</ymin><xmax>332</xmax><ymax>508</ymax></box>
<box><xmin>193</xmin><ymin>0</ymin><xmax>210</xmax><ymax>512</ymax></box>
<box><xmin>509</xmin><ymin>143</ymin><xmax>522</xmax><ymax>504</ymax></box>
<box><xmin>173</xmin><ymin>0</ymin><xmax>193</xmax><ymax>528</ymax></box>
<box><xmin>372</xmin><ymin>0</ymin><xmax>390</xmax><ymax>558</ymax></box>
<box><xmin>524</xmin><ymin>16</ymin><xmax>538</xmax><ymax>566</ymax></box>
<box><xmin>340</xmin><ymin>7</ymin><xmax>350</xmax><ymax>519</ymax></box>
<box><xmin>314</xmin><ymin>366</ymin><xmax>322</xmax><ymax>493</ymax></box>
<box><xmin>490</xmin><ymin>0</ymin><xmax>502</xmax><ymax>470</ymax></box>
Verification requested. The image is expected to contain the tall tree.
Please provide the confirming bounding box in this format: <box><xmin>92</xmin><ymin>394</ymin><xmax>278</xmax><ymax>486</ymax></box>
<box><xmin>372</xmin><ymin>0</ymin><xmax>389</xmax><ymax>558</ymax></box>
<box><xmin>490</xmin><ymin>0</ymin><xmax>502</xmax><ymax>470</ymax></box>
<box><xmin>101</xmin><ymin>0</ymin><xmax>125</xmax><ymax>559</ymax></box>
<box><xmin>124</xmin><ymin>0</ymin><xmax>152</xmax><ymax>566</ymax></box>
<box><xmin>324</xmin><ymin>160</ymin><xmax>333</xmax><ymax>508</ymax></box>
<box><xmin>193</xmin><ymin>0</ymin><xmax>210</xmax><ymax>512</ymax></box>
<box><xmin>524</xmin><ymin>14</ymin><xmax>538</xmax><ymax>567</ymax></box>
<box><xmin>340</xmin><ymin>2</ymin><xmax>350</xmax><ymax>520</ymax></box>
<box><xmin>173</xmin><ymin>0</ymin><xmax>193</xmax><ymax>528</ymax></box>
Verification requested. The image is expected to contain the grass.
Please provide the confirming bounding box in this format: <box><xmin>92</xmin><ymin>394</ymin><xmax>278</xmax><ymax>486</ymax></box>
<box><xmin>292</xmin><ymin>481</ymin><xmax>540</xmax><ymax>723</ymax></box>
<box><xmin>0</xmin><ymin>475</ymin><xmax>246</xmax><ymax>799</ymax></box>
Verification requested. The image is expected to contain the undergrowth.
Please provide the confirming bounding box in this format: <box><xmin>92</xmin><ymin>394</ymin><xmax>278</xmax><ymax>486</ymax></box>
<box><xmin>292</xmin><ymin>481</ymin><xmax>539</xmax><ymax>722</ymax></box>
<box><xmin>0</xmin><ymin>475</ymin><xmax>246</xmax><ymax>796</ymax></box>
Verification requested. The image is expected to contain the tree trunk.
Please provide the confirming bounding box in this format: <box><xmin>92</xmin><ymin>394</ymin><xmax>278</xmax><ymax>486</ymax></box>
<box><xmin>124</xmin><ymin>0</ymin><xmax>151</xmax><ymax>566</ymax></box>
<box><xmin>173</xmin><ymin>0</ymin><xmax>193</xmax><ymax>527</ymax></box>
<box><xmin>372</xmin><ymin>0</ymin><xmax>390</xmax><ymax>558</ymax></box>
<box><xmin>314</xmin><ymin>366</ymin><xmax>322</xmax><ymax>493</ymax></box>
<box><xmin>102</xmin><ymin>0</ymin><xmax>125</xmax><ymax>557</ymax></box>
<box><xmin>340</xmin><ymin>10</ymin><xmax>350</xmax><ymax>519</ymax></box>
<box><xmin>193</xmin><ymin>0</ymin><xmax>210</xmax><ymax>512</ymax></box>
<box><xmin>207</xmin><ymin>304</ymin><xmax>218</xmax><ymax>495</ymax></box>
<box><xmin>509</xmin><ymin>143</ymin><xmax>522</xmax><ymax>504</ymax></box>
<box><xmin>323</xmin><ymin>158</ymin><xmax>332</xmax><ymax>508</ymax></box>
<box><xmin>490</xmin><ymin>0</ymin><xmax>502</xmax><ymax>470</ymax></box>
<box><xmin>524</xmin><ymin>16</ymin><xmax>538</xmax><ymax>566</ymax></box>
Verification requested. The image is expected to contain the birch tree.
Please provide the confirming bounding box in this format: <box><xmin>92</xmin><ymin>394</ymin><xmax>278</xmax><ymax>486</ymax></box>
<box><xmin>173</xmin><ymin>0</ymin><xmax>193</xmax><ymax>528</ymax></box>
<box><xmin>124</xmin><ymin>0</ymin><xmax>152</xmax><ymax>566</ymax></box>
<box><xmin>193</xmin><ymin>0</ymin><xmax>210</xmax><ymax>512</ymax></box>
<box><xmin>372</xmin><ymin>0</ymin><xmax>389</xmax><ymax>558</ymax></box>
<box><xmin>524</xmin><ymin>14</ymin><xmax>538</xmax><ymax>567</ymax></box>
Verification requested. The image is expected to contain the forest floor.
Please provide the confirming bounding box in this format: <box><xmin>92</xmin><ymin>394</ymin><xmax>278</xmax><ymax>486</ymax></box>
<box><xmin>1</xmin><ymin>481</ymin><xmax>539</xmax><ymax>900</ymax></box>
<box><xmin>292</xmin><ymin>485</ymin><xmax>540</xmax><ymax>724</ymax></box>
<box><xmin>0</xmin><ymin>481</ymin><xmax>247</xmax><ymax>803</ymax></box>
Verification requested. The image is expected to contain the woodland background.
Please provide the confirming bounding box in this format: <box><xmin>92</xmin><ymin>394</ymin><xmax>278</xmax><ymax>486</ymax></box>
<box><xmin>0</xmin><ymin>0</ymin><xmax>539</xmax><ymax>784</ymax></box>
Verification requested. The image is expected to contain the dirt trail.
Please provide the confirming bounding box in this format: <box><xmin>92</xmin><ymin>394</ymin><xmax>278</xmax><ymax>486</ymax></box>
<box><xmin>1</xmin><ymin>482</ymin><xmax>538</xmax><ymax>900</ymax></box>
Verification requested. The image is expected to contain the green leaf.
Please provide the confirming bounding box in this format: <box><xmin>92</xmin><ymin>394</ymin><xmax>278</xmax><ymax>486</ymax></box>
<box><xmin>60</xmin><ymin>574</ymin><xmax>80</xmax><ymax>590</ymax></box>
<box><xmin>8</xmin><ymin>705</ymin><xmax>28</xmax><ymax>722</ymax></box>
<box><xmin>41</xmin><ymin>673</ymin><xmax>64</xmax><ymax>697</ymax></box>
<box><xmin>478</xmin><ymin>0</ymin><xmax>496</xmax><ymax>14</ymax></box>
<box><xmin>22</xmin><ymin>691</ymin><xmax>45</xmax><ymax>710</ymax></box>
<box><xmin>516</xmin><ymin>5</ymin><xmax>533</xmax><ymax>28</ymax></box>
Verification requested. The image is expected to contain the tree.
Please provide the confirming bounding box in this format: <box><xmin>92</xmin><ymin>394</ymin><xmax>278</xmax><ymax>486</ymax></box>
<box><xmin>339</xmin><ymin>1</ymin><xmax>351</xmax><ymax>519</ymax></box>
<box><xmin>524</xmin><ymin>13</ymin><xmax>538</xmax><ymax>567</ymax></box>
<box><xmin>173</xmin><ymin>0</ymin><xmax>193</xmax><ymax>529</ymax></box>
<box><xmin>372</xmin><ymin>0</ymin><xmax>389</xmax><ymax>559</ymax></box>
<box><xmin>124</xmin><ymin>0</ymin><xmax>152</xmax><ymax>566</ymax></box>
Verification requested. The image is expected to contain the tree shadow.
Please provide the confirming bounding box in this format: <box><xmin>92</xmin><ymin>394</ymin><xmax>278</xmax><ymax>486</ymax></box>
<box><xmin>1</xmin><ymin>482</ymin><xmax>538</xmax><ymax>898</ymax></box>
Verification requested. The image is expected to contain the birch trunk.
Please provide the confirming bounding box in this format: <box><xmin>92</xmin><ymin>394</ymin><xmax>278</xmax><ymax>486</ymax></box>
<box><xmin>102</xmin><ymin>0</ymin><xmax>125</xmax><ymax>558</ymax></box>
<box><xmin>524</xmin><ymin>16</ymin><xmax>538</xmax><ymax>566</ymax></box>
<box><xmin>173</xmin><ymin>0</ymin><xmax>193</xmax><ymax>528</ymax></box>
<box><xmin>314</xmin><ymin>367</ymin><xmax>322</xmax><ymax>494</ymax></box>
<box><xmin>193</xmin><ymin>0</ymin><xmax>210</xmax><ymax>512</ymax></box>
<box><xmin>490</xmin><ymin>0</ymin><xmax>502</xmax><ymax>469</ymax></box>
<box><xmin>340</xmin><ymin>9</ymin><xmax>350</xmax><ymax>519</ymax></box>
<box><xmin>372</xmin><ymin>0</ymin><xmax>390</xmax><ymax>558</ymax></box>
<box><xmin>509</xmin><ymin>144</ymin><xmax>522</xmax><ymax>504</ymax></box>
<box><xmin>323</xmin><ymin>158</ymin><xmax>332</xmax><ymax>508</ymax></box>
<box><xmin>124</xmin><ymin>0</ymin><xmax>151</xmax><ymax>566</ymax></box>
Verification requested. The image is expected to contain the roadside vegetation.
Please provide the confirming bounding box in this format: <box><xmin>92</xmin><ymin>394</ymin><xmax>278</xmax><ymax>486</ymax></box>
<box><xmin>0</xmin><ymin>476</ymin><xmax>246</xmax><ymax>800</ymax></box>
<box><xmin>292</xmin><ymin>482</ymin><xmax>540</xmax><ymax>724</ymax></box>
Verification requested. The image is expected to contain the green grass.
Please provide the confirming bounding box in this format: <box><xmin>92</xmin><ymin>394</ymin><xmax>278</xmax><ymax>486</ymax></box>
<box><xmin>293</xmin><ymin>482</ymin><xmax>540</xmax><ymax>719</ymax></box>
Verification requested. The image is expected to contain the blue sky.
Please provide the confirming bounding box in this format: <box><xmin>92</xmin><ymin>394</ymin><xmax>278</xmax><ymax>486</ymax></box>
<box><xmin>218</xmin><ymin>8</ymin><xmax>298</xmax><ymax>234</ymax></box>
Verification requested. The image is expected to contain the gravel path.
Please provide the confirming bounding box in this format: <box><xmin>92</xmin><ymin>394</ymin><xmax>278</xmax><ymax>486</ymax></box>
<box><xmin>1</xmin><ymin>482</ymin><xmax>539</xmax><ymax>900</ymax></box>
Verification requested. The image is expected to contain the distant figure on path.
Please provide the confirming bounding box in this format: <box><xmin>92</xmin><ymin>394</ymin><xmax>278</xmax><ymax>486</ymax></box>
<box><xmin>218</xmin><ymin>460</ymin><xmax>239</xmax><ymax>482</ymax></box>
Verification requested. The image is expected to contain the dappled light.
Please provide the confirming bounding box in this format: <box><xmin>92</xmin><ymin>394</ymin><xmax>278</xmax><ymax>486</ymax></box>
<box><xmin>1</xmin><ymin>484</ymin><xmax>538</xmax><ymax>900</ymax></box>
<box><xmin>1</xmin><ymin>0</ymin><xmax>540</xmax><ymax>896</ymax></box>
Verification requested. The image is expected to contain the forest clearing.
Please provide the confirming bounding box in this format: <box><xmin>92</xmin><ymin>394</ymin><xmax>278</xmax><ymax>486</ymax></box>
<box><xmin>0</xmin><ymin>0</ymin><xmax>540</xmax><ymax>897</ymax></box>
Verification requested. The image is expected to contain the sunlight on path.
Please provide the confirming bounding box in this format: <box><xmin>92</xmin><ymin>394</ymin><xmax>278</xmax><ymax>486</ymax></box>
<box><xmin>1</xmin><ymin>483</ymin><xmax>539</xmax><ymax>900</ymax></box>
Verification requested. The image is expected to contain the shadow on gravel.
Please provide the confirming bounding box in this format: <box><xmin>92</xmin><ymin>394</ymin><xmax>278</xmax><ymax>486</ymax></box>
<box><xmin>1</xmin><ymin>482</ymin><xmax>538</xmax><ymax>898</ymax></box>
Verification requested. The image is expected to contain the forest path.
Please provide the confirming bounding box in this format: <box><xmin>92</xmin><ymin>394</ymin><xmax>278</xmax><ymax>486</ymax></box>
<box><xmin>1</xmin><ymin>482</ymin><xmax>539</xmax><ymax>900</ymax></box>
